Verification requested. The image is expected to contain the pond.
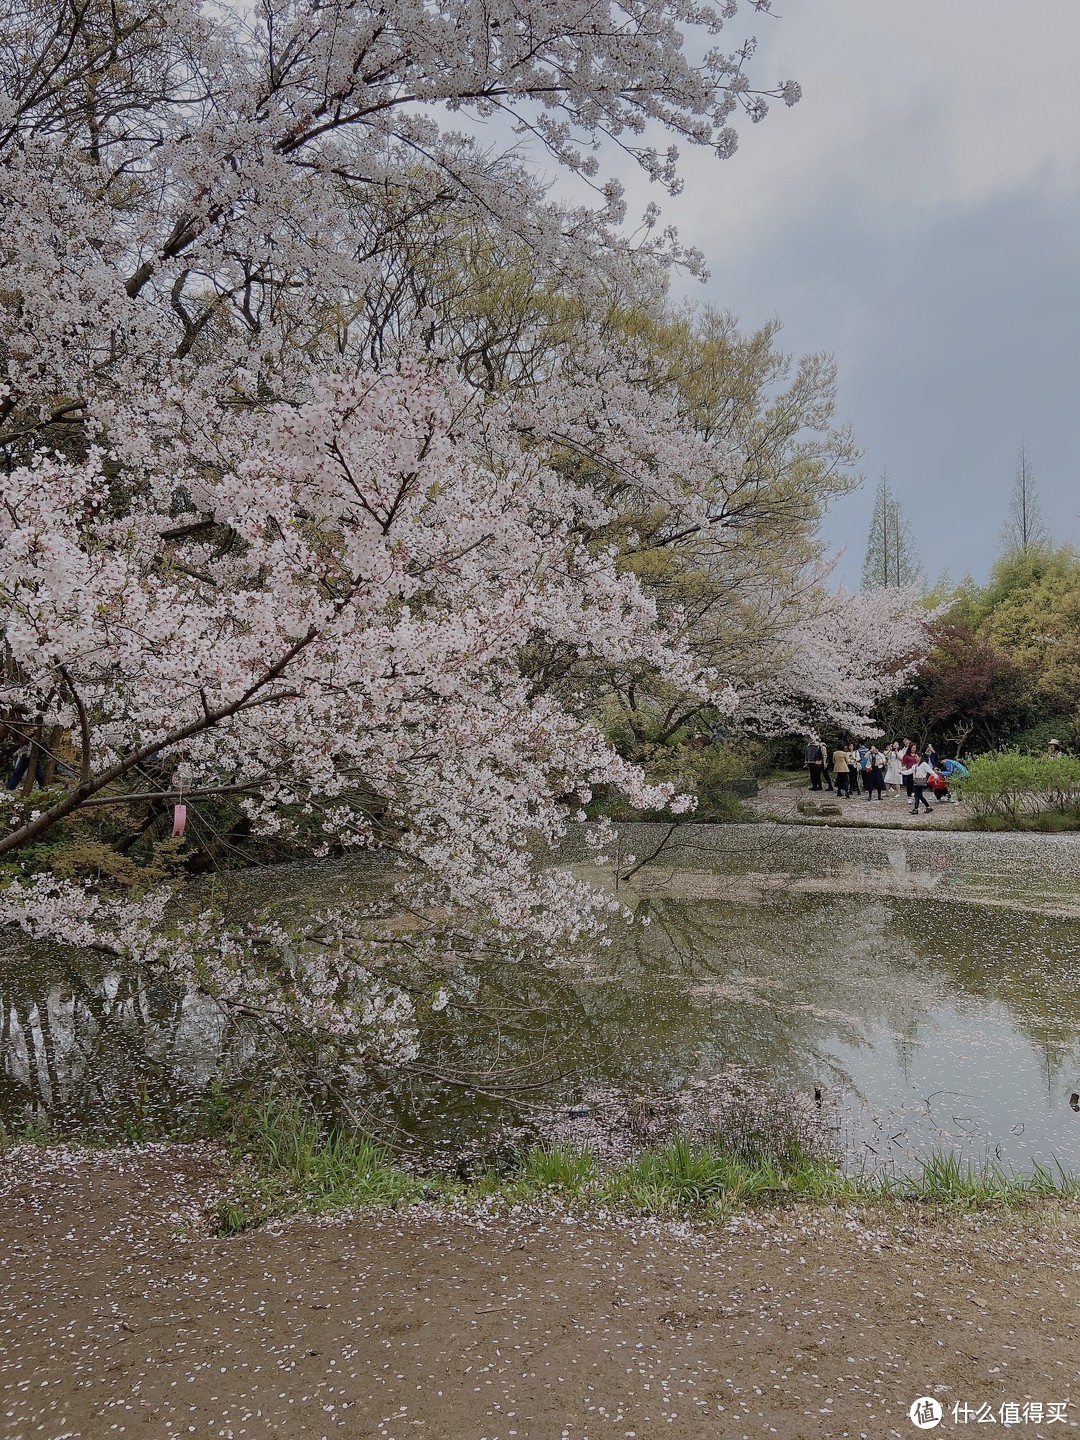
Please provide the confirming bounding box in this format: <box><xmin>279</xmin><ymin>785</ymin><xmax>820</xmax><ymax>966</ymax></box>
<box><xmin>2</xmin><ymin>823</ymin><xmax>1079</xmax><ymax>1176</ymax></box>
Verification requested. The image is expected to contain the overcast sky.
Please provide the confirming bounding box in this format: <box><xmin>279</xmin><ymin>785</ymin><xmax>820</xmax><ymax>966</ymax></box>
<box><xmin>620</xmin><ymin>0</ymin><xmax>1080</xmax><ymax>587</ymax></box>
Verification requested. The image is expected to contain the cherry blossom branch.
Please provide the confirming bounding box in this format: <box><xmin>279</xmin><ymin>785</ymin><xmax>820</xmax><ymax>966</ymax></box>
<box><xmin>0</xmin><ymin>630</ymin><xmax>315</xmax><ymax>857</ymax></box>
<box><xmin>57</xmin><ymin>664</ymin><xmax>91</xmax><ymax>785</ymax></box>
<box><xmin>79</xmin><ymin>780</ymin><xmax>269</xmax><ymax>809</ymax></box>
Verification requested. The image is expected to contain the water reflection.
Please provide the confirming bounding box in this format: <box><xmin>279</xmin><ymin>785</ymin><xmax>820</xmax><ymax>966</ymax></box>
<box><xmin>617</xmin><ymin>890</ymin><xmax>1080</xmax><ymax>1173</ymax></box>
<box><xmin>2</xmin><ymin>825</ymin><xmax>1079</xmax><ymax>1172</ymax></box>
<box><xmin>0</xmin><ymin>937</ymin><xmax>250</xmax><ymax>1135</ymax></box>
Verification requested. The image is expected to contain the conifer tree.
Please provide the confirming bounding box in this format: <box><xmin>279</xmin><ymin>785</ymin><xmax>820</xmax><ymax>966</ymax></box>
<box><xmin>1001</xmin><ymin>441</ymin><xmax>1048</xmax><ymax>553</ymax></box>
<box><xmin>861</xmin><ymin>473</ymin><xmax>920</xmax><ymax>589</ymax></box>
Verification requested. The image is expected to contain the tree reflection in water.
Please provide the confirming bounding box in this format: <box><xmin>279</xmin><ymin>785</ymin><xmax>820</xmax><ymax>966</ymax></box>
<box><xmin>0</xmin><ymin>937</ymin><xmax>250</xmax><ymax>1136</ymax></box>
<box><xmin>3</xmin><ymin>826</ymin><xmax>1080</xmax><ymax>1172</ymax></box>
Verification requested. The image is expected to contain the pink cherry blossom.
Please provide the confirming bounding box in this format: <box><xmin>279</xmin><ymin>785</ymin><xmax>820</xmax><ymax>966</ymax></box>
<box><xmin>0</xmin><ymin>0</ymin><xmax>922</xmax><ymax>1065</ymax></box>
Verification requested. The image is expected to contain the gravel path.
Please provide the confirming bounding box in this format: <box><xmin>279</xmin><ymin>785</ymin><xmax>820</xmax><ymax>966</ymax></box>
<box><xmin>2</xmin><ymin>1146</ymin><xmax>1078</xmax><ymax>1439</ymax></box>
<box><xmin>748</xmin><ymin>778</ymin><xmax>973</xmax><ymax>829</ymax></box>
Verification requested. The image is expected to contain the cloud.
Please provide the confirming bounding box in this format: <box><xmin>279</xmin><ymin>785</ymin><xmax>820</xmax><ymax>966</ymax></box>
<box><xmin>618</xmin><ymin>0</ymin><xmax>1080</xmax><ymax>584</ymax></box>
<box><xmin>667</xmin><ymin>0</ymin><xmax>1080</xmax><ymax>250</ymax></box>
<box><xmin>433</xmin><ymin>0</ymin><xmax>1080</xmax><ymax>583</ymax></box>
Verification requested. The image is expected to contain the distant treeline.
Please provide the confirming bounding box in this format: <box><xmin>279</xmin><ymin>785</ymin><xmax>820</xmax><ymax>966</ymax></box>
<box><xmin>876</xmin><ymin>543</ymin><xmax>1080</xmax><ymax>756</ymax></box>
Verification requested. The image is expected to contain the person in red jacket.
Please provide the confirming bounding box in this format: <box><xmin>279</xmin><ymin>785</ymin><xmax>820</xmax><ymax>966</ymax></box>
<box><xmin>899</xmin><ymin>741</ymin><xmax>919</xmax><ymax>800</ymax></box>
<box><xmin>925</xmin><ymin>767</ymin><xmax>950</xmax><ymax>803</ymax></box>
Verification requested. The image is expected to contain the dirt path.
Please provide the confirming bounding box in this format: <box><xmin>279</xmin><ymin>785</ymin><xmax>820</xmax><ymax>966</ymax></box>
<box><xmin>2</xmin><ymin>1147</ymin><xmax>1079</xmax><ymax>1439</ymax></box>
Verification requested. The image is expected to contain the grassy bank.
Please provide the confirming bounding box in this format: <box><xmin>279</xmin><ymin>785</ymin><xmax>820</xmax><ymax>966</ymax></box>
<box><xmin>6</xmin><ymin>1095</ymin><xmax>1076</xmax><ymax>1231</ymax></box>
<box><xmin>212</xmin><ymin>1101</ymin><xmax>1080</xmax><ymax>1234</ymax></box>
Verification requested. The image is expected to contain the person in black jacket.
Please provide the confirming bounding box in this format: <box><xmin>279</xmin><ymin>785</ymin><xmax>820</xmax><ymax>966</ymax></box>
<box><xmin>864</xmin><ymin>745</ymin><xmax>886</xmax><ymax>801</ymax></box>
<box><xmin>806</xmin><ymin>738</ymin><xmax>835</xmax><ymax>790</ymax></box>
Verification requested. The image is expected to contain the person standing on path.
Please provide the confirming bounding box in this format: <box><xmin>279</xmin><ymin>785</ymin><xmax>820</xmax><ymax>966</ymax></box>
<box><xmin>900</xmin><ymin>742</ymin><xmax>919</xmax><ymax>800</ymax></box>
<box><xmin>883</xmin><ymin>742</ymin><xmax>903</xmax><ymax>797</ymax></box>
<box><xmin>865</xmin><ymin>745</ymin><xmax>886</xmax><ymax>801</ymax></box>
<box><xmin>832</xmin><ymin>745</ymin><xmax>850</xmax><ymax>798</ymax></box>
<box><xmin>817</xmin><ymin>740</ymin><xmax>834</xmax><ymax>792</ymax></box>
<box><xmin>846</xmin><ymin>743</ymin><xmax>861</xmax><ymax>796</ymax></box>
<box><xmin>805</xmin><ymin>738</ymin><xmax>824</xmax><ymax>790</ymax></box>
<box><xmin>911</xmin><ymin>754</ymin><xmax>935</xmax><ymax>815</ymax></box>
<box><xmin>857</xmin><ymin>743</ymin><xmax>871</xmax><ymax>795</ymax></box>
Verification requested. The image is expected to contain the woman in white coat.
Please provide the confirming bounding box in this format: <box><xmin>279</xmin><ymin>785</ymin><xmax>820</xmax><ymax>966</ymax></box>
<box><xmin>883</xmin><ymin>742</ymin><xmax>903</xmax><ymax>797</ymax></box>
<box><xmin>911</xmin><ymin>755</ymin><xmax>935</xmax><ymax>815</ymax></box>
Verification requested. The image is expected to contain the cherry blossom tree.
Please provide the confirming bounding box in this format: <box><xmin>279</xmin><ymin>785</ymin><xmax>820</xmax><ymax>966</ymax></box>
<box><xmin>346</xmin><ymin>232</ymin><xmax>869</xmax><ymax>754</ymax></box>
<box><xmin>0</xmin><ymin>0</ymin><xmax>800</xmax><ymax>458</ymax></box>
<box><xmin>1</xmin><ymin>0</ymin><xmax>805</xmax><ymax>1068</ymax></box>
<box><xmin>734</xmin><ymin>578</ymin><xmax>936</xmax><ymax>738</ymax></box>
<box><xmin>2</xmin><ymin>358</ymin><xmax>717</xmax><ymax>1064</ymax></box>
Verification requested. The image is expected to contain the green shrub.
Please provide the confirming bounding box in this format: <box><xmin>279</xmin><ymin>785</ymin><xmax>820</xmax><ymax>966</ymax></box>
<box><xmin>590</xmin><ymin>738</ymin><xmax>759</xmax><ymax>822</ymax></box>
<box><xmin>645</xmin><ymin>737</ymin><xmax>764</xmax><ymax>821</ymax></box>
<box><xmin>960</xmin><ymin>751</ymin><xmax>1080</xmax><ymax>823</ymax></box>
<box><xmin>1008</xmin><ymin>715</ymin><xmax>1080</xmax><ymax>756</ymax></box>
<box><xmin>519</xmin><ymin>1145</ymin><xmax>598</xmax><ymax>1194</ymax></box>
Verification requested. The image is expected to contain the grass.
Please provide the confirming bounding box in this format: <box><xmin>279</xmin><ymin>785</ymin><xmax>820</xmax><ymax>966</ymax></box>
<box><xmin>602</xmin><ymin>1136</ymin><xmax>847</xmax><ymax>1217</ymax></box>
<box><xmin>873</xmin><ymin>1152</ymin><xmax>1080</xmax><ymax>1205</ymax></box>
<box><xmin>210</xmin><ymin>1099</ymin><xmax>1080</xmax><ymax>1233</ymax></box>
<box><xmin>7</xmin><ymin>1092</ymin><xmax>1074</xmax><ymax>1231</ymax></box>
<box><xmin>0</xmin><ymin>1117</ymin><xmax>53</xmax><ymax>1148</ymax></box>
<box><xmin>963</xmin><ymin>809</ymin><xmax>1080</xmax><ymax>833</ymax></box>
<box><xmin>217</xmin><ymin>1098</ymin><xmax>437</xmax><ymax>1232</ymax></box>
